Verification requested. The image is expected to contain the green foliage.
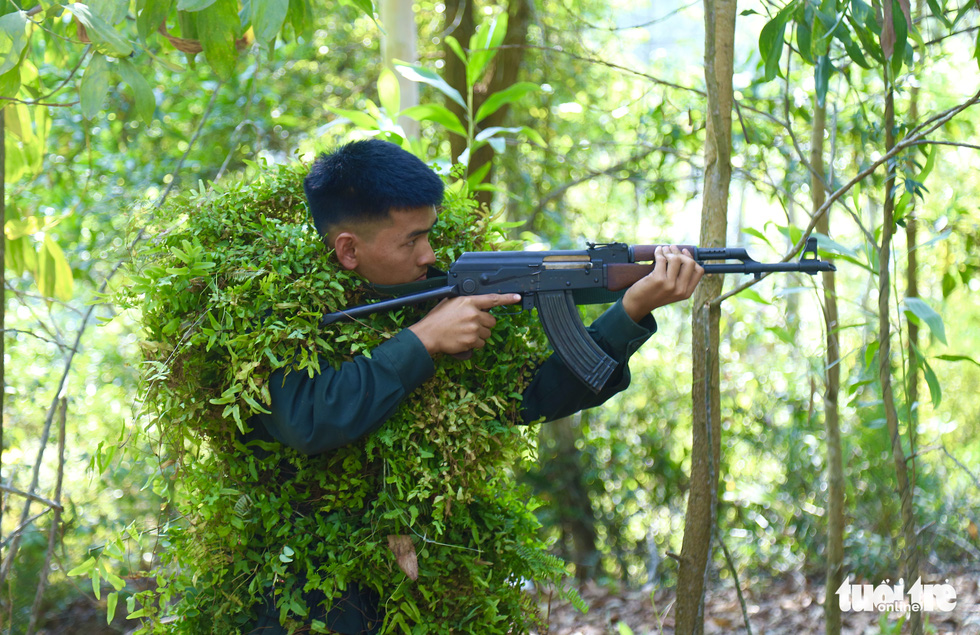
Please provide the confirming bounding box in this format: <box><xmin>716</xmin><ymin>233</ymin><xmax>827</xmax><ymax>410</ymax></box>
<box><xmin>107</xmin><ymin>160</ymin><xmax>578</xmax><ymax>632</ymax></box>
<box><xmin>325</xmin><ymin>11</ymin><xmax>545</xmax><ymax>193</ymax></box>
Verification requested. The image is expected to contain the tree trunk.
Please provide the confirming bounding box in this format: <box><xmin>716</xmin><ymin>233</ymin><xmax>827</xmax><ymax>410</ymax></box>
<box><xmin>380</xmin><ymin>0</ymin><xmax>419</xmax><ymax>137</ymax></box>
<box><xmin>812</xmin><ymin>101</ymin><xmax>844</xmax><ymax>635</ymax></box>
<box><xmin>675</xmin><ymin>0</ymin><xmax>735</xmax><ymax>632</ymax></box>
<box><xmin>1</xmin><ymin>107</ymin><xmax>5</xmax><ymax>534</ymax></box>
<box><xmin>537</xmin><ymin>413</ymin><xmax>600</xmax><ymax>581</ymax></box>
<box><xmin>879</xmin><ymin>86</ymin><xmax>923</xmax><ymax>635</ymax></box>
<box><xmin>905</xmin><ymin>0</ymin><xmax>924</xmax><ymax>489</ymax></box>
<box><xmin>443</xmin><ymin>0</ymin><xmax>531</xmax><ymax>209</ymax></box>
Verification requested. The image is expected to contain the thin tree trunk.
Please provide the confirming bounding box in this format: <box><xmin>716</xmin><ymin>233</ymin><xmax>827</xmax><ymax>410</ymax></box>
<box><xmin>905</xmin><ymin>0</ymin><xmax>923</xmax><ymax>489</ymax></box>
<box><xmin>675</xmin><ymin>0</ymin><xmax>735</xmax><ymax>632</ymax></box>
<box><xmin>380</xmin><ymin>0</ymin><xmax>419</xmax><ymax>137</ymax></box>
<box><xmin>879</xmin><ymin>87</ymin><xmax>923</xmax><ymax>635</ymax></box>
<box><xmin>1</xmin><ymin>106</ymin><xmax>5</xmax><ymax>535</ymax></box>
<box><xmin>812</xmin><ymin>101</ymin><xmax>844</xmax><ymax>635</ymax></box>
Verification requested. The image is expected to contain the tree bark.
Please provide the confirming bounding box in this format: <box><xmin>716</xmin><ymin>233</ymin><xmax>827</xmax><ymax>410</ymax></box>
<box><xmin>812</xmin><ymin>101</ymin><xmax>844</xmax><ymax>635</ymax></box>
<box><xmin>879</xmin><ymin>86</ymin><xmax>923</xmax><ymax>635</ymax></box>
<box><xmin>905</xmin><ymin>0</ymin><xmax>924</xmax><ymax>490</ymax></box>
<box><xmin>1</xmin><ymin>107</ymin><xmax>5</xmax><ymax>535</ymax></box>
<box><xmin>380</xmin><ymin>0</ymin><xmax>419</xmax><ymax>137</ymax></box>
<box><xmin>537</xmin><ymin>413</ymin><xmax>600</xmax><ymax>581</ymax></box>
<box><xmin>675</xmin><ymin>0</ymin><xmax>735</xmax><ymax>632</ymax></box>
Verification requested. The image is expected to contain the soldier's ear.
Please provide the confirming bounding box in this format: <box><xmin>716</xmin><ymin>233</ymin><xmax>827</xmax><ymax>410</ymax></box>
<box><xmin>333</xmin><ymin>232</ymin><xmax>359</xmax><ymax>271</ymax></box>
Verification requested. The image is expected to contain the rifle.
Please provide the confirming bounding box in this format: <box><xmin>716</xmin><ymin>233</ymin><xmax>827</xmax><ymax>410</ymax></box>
<box><xmin>321</xmin><ymin>237</ymin><xmax>836</xmax><ymax>393</ymax></box>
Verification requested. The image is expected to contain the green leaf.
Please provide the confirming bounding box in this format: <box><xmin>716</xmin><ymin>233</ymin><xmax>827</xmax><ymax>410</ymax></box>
<box><xmin>394</xmin><ymin>63</ymin><xmax>465</xmax><ymax>109</ymax></box>
<box><xmin>0</xmin><ymin>11</ymin><xmax>29</xmax><ymax>76</ymax></box>
<box><xmin>739</xmin><ymin>288</ymin><xmax>771</xmax><ymax>304</ymax></box>
<box><xmin>443</xmin><ymin>35</ymin><xmax>467</xmax><ymax>65</ymax></box>
<box><xmin>759</xmin><ymin>3</ymin><xmax>795</xmax><ymax>81</ymax></box>
<box><xmin>137</xmin><ymin>0</ymin><xmax>174</xmax><ymax>42</ymax></box>
<box><xmin>67</xmin><ymin>556</ymin><xmax>98</xmax><ymax>577</ymax></box>
<box><xmin>80</xmin><ymin>54</ymin><xmax>111</xmax><ymax>120</ymax></box>
<box><xmin>474</xmin><ymin>125</ymin><xmax>522</xmax><ymax>142</ymax></box>
<box><xmin>796</xmin><ymin>19</ymin><xmax>813</xmax><ymax>65</ymax></box>
<box><xmin>864</xmin><ymin>340</ymin><xmax>880</xmax><ymax>368</ymax></box>
<box><xmin>177</xmin><ymin>0</ymin><xmax>217</xmax><ymax>10</ymax></box>
<box><xmin>475</xmin><ymin>82</ymin><xmax>538</xmax><ymax>123</ymax></box>
<box><xmin>889</xmin><ymin>0</ymin><xmax>909</xmax><ymax>76</ymax></box>
<box><xmin>326</xmin><ymin>107</ymin><xmax>381</xmax><ymax>130</ymax></box>
<box><xmin>286</xmin><ymin>0</ymin><xmax>312</xmax><ymax>39</ymax></box>
<box><xmin>467</xmin><ymin>13</ymin><xmax>508</xmax><ymax>88</ymax></box>
<box><xmin>66</xmin><ymin>3</ymin><xmax>133</xmax><ymax>56</ymax></box>
<box><xmin>926</xmin><ymin>0</ymin><xmax>952</xmax><ymax>28</ymax></box>
<box><xmin>835</xmin><ymin>26</ymin><xmax>873</xmax><ymax>69</ymax></box>
<box><xmin>921</xmin><ymin>357</ymin><xmax>942</xmax><ymax>407</ymax></box>
<box><xmin>935</xmin><ymin>354</ymin><xmax>980</xmax><ymax>368</ymax></box>
<box><xmin>250</xmin><ymin>0</ymin><xmax>288</xmax><ymax>45</ymax></box>
<box><xmin>116</xmin><ymin>58</ymin><xmax>156</xmax><ymax>124</ymax></box>
<box><xmin>338</xmin><ymin>0</ymin><xmax>373</xmax><ymax>18</ymax></box>
<box><xmin>0</xmin><ymin>61</ymin><xmax>20</xmax><ymax>99</ymax></box>
<box><xmin>107</xmin><ymin>592</ymin><xmax>118</xmax><ymax>624</ymax></box>
<box><xmin>399</xmin><ymin>103</ymin><xmax>466</xmax><ymax>136</ymax></box>
<box><xmin>814</xmin><ymin>54</ymin><xmax>832</xmax><ymax>108</ymax></box>
<box><xmin>378</xmin><ymin>67</ymin><xmax>400</xmax><ymax>118</ymax></box>
<box><xmin>196</xmin><ymin>0</ymin><xmax>239</xmax><ymax>79</ymax></box>
<box><xmin>518</xmin><ymin>125</ymin><xmax>546</xmax><ymax>147</ymax></box>
<box><xmin>89</xmin><ymin>0</ymin><xmax>128</xmax><ymax>25</ymax></box>
<box><xmin>465</xmin><ymin>161</ymin><xmax>492</xmax><ymax>190</ymax></box>
<box><xmin>39</xmin><ymin>235</ymin><xmax>74</xmax><ymax>301</ymax></box>
<box><xmin>903</xmin><ymin>297</ymin><xmax>946</xmax><ymax>344</ymax></box>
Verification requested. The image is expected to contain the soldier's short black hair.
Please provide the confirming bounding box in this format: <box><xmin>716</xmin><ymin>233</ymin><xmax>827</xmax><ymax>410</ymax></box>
<box><xmin>303</xmin><ymin>139</ymin><xmax>444</xmax><ymax>239</ymax></box>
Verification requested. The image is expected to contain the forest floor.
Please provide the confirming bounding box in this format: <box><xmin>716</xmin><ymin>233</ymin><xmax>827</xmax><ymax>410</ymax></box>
<box><xmin>533</xmin><ymin>569</ymin><xmax>980</xmax><ymax>634</ymax></box>
<box><xmin>35</xmin><ymin>570</ymin><xmax>980</xmax><ymax>634</ymax></box>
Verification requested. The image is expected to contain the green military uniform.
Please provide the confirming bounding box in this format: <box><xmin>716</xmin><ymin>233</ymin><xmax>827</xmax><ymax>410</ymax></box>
<box><xmin>247</xmin><ymin>295</ymin><xmax>656</xmax><ymax>633</ymax></box>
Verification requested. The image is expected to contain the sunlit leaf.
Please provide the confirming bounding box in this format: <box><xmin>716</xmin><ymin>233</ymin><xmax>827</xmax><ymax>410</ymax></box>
<box><xmin>903</xmin><ymin>297</ymin><xmax>946</xmax><ymax>344</ymax></box>
<box><xmin>0</xmin><ymin>10</ymin><xmax>29</xmax><ymax>76</ymax></box>
<box><xmin>107</xmin><ymin>592</ymin><xmax>118</xmax><ymax>624</ymax></box>
<box><xmin>66</xmin><ymin>3</ymin><xmax>133</xmax><ymax>56</ymax></box>
<box><xmin>327</xmin><ymin>107</ymin><xmax>381</xmax><ymax>130</ymax></box>
<box><xmin>39</xmin><ymin>235</ymin><xmax>74</xmax><ymax>301</ymax></box>
<box><xmin>467</xmin><ymin>13</ymin><xmax>508</xmax><ymax>88</ymax></box>
<box><xmin>66</xmin><ymin>556</ymin><xmax>98</xmax><ymax>577</ymax></box>
<box><xmin>475</xmin><ymin>82</ymin><xmax>539</xmax><ymax>123</ymax></box>
<box><xmin>394</xmin><ymin>63</ymin><xmax>465</xmax><ymax>109</ymax></box>
<box><xmin>399</xmin><ymin>103</ymin><xmax>466</xmax><ymax>136</ymax></box>
<box><xmin>377</xmin><ymin>67</ymin><xmax>400</xmax><ymax>118</ymax></box>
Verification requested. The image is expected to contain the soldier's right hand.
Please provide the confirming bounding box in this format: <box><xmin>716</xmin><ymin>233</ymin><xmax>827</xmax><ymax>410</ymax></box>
<box><xmin>408</xmin><ymin>293</ymin><xmax>522</xmax><ymax>356</ymax></box>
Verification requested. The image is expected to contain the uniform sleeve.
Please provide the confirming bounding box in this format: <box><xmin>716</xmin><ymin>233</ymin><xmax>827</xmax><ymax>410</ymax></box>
<box><xmin>252</xmin><ymin>329</ymin><xmax>435</xmax><ymax>455</ymax></box>
<box><xmin>520</xmin><ymin>299</ymin><xmax>657</xmax><ymax>424</ymax></box>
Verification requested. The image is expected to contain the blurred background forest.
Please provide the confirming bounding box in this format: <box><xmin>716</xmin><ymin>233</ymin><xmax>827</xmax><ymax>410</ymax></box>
<box><xmin>1</xmin><ymin>0</ymin><xmax>979</xmax><ymax>633</ymax></box>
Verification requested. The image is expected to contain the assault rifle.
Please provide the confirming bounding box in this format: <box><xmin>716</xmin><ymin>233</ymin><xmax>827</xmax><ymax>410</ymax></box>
<box><xmin>321</xmin><ymin>237</ymin><xmax>836</xmax><ymax>393</ymax></box>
